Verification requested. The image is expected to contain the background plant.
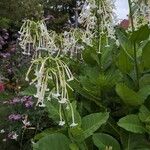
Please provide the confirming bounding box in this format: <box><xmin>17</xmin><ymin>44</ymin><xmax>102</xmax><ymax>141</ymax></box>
<box><xmin>0</xmin><ymin>0</ymin><xmax>150</xmax><ymax>150</ymax></box>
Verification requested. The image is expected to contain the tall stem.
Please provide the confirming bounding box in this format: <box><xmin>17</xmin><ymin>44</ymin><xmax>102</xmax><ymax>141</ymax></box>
<box><xmin>96</xmin><ymin>0</ymin><xmax>102</xmax><ymax>70</ymax></box>
<box><xmin>74</xmin><ymin>1</ymin><xmax>78</xmax><ymax>28</ymax></box>
<box><xmin>62</xmin><ymin>105</ymin><xmax>69</xmax><ymax>127</ymax></box>
<box><xmin>128</xmin><ymin>0</ymin><xmax>139</xmax><ymax>90</ymax></box>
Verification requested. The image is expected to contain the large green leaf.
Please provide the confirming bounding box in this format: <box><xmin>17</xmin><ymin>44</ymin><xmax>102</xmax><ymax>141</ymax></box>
<box><xmin>141</xmin><ymin>41</ymin><xmax>150</xmax><ymax>70</ymax></box>
<box><xmin>46</xmin><ymin>101</ymin><xmax>60</xmax><ymax>121</ymax></box>
<box><xmin>70</xmin><ymin>80</ymin><xmax>104</xmax><ymax>108</ymax></box>
<box><xmin>33</xmin><ymin>128</ymin><xmax>66</xmax><ymax>141</ymax></box>
<box><xmin>139</xmin><ymin>74</ymin><xmax>150</xmax><ymax>88</ymax></box>
<box><xmin>117</xmin><ymin>50</ymin><xmax>133</xmax><ymax>73</ymax></box>
<box><xmin>121</xmin><ymin>133</ymin><xmax>150</xmax><ymax>150</ymax></box>
<box><xmin>139</xmin><ymin>105</ymin><xmax>150</xmax><ymax>123</ymax></box>
<box><xmin>116</xmin><ymin>83</ymin><xmax>144</xmax><ymax>106</ymax></box>
<box><xmin>117</xmin><ymin>115</ymin><xmax>146</xmax><ymax>133</ymax></box>
<box><xmin>138</xmin><ymin>85</ymin><xmax>150</xmax><ymax>101</ymax></box>
<box><xmin>33</xmin><ymin>133</ymin><xmax>70</xmax><ymax>150</ymax></box>
<box><xmin>81</xmin><ymin>112</ymin><xmax>109</xmax><ymax>139</ymax></box>
<box><xmin>115</xmin><ymin>28</ymin><xmax>133</xmax><ymax>58</ymax></box>
<box><xmin>130</xmin><ymin>25</ymin><xmax>150</xmax><ymax>43</ymax></box>
<box><xmin>72</xmin><ymin>112</ymin><xmax>109</xmax><ymax>141</ymax></box>
<box><xmin>115</xmin><ymin>28</ymin><xmax>131</xmax><ymax>51</ymax></box>
<box><xmin>46</xmin><ymin>100</ymin><xmax>81</xmax><ymax>126</ymax></box>
<box><xmin>82</xmin><ymin>46</ymin><xmax>99</xmax><ymax>66</ymax></box>
<box><xmin>92</xmin><ymin>133</ymin><xmax>121</xmax><ymax>150</ymax></box>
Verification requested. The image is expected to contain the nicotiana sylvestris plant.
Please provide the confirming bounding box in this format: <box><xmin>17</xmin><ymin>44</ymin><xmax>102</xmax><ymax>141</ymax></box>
<box><xmin>18</xmin><ymin>0</ymin><xmax>117</xmax><ymax>128</ymax></box>
<box><xmin>18</xmin><ymin>20</ymin><xmax>77</xmax><ymax>127</ymax></box>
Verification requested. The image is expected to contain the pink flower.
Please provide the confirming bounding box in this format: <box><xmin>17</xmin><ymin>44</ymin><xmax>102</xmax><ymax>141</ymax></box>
<box><xmin>120</xmin><ymin>19</ymin><xmax>130</xmax><ymax>29</ymax></box>
<box><xmin>0</xmin><ymin>82</ymin><xmax>5</xmax><ymax>92</ymax></box>
<box><xmin>8</xmin><ymin>131</ymin><xmax>18</xmax><ymax>140</ymax></box>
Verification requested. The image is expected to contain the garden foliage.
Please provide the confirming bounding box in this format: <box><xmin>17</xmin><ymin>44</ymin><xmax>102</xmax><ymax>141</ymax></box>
<box><xmin>0</xmin><ymin>0</ymin><xmax>150</xmax><ymax>150</ymax></box>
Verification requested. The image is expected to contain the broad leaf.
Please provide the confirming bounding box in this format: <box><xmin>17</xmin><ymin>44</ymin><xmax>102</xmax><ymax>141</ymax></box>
<box><xmin>130</xmin><ymin>25</ymin><xmax>150</xmax><ymax>42</ymax></box>
<box><xmin>115</xmin><ymin>28</ymin><xmax>131</xmax><ymax>51</ymax></box>
<box><xmin>46</xmin><ymin>101</ymin><xmax>61</xmax><ymax>121</ymax></box>
<box><xmin>82</xmin><ymin>46</ymin><xmax>99</xmax><ymax>66</ymax></box>
<box><xmin>33</xmin><ymin>133</ymin><xmax>70</xmax><ymax>150</ymax></box>
<box><xmin>138</xmin><ymin>85</ymin><xmax>150</xmax><ymax>101</ymax></box>
<box><xmin>121</xmin><ymin>133</ymin><xmax>150</xmax><ymax>150</ymax></box>
<box><xmin>139</xmin><ymin>105</ymin><xmax>150</xmax><ymax>123</ymax></box>
<box><xmin>117</xmin><ymin>50</ymin><xmax>133</xmax><ymax>73</ymax></box>
<box><xmin>92</xmin><ymin>133</ymin><xmax>121</xmax><ymax>150</ymax></box>
<box><xmin>116</xmin><ymin>83</ymin><xmax>143</xmax><ymax>106</ymax></box>
<box><xmin>117</xmin><ymin>115</ymin><xmax>146</xmax><ymax>133</ymax></box>
<box><xmin>73</xmin><ymin>112</ymin><xmax>109</xmax><ymax>141</ymax></box>
<box><xmin>139</xmin><ymin>74</ymin><xmax>150</xmax><ymax>88</ymax></box>
<box><xmin>141</xmin><ymin>41</ymin><xmax>150</xmax><ymax>70</ymax></box>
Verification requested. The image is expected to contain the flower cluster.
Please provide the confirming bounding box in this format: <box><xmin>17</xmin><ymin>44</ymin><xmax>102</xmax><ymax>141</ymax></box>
<box><xmin>62</xmin><ymin>29</ymin><xmax>84</xmax><ymax>58</ymax></box>
<box><xmin>131</xmin><ymin>0</ymin><xmax>150</xmax><ymax>28</ymax></box>
<box><xmin>3</xmin><ymin>96</ymin><xmax>34</xmax><ymax>108</ymax></box>
<box><xmin>8</xmin><ymin>114</ymin><xmax>22</xmax><ymax>121</ymax></box>
<box><xmin>19</xmin><ymin>20</ymin><xmax>77</xmax><ymax>127</ymax></box>
<box><xmin>1</xmin><ymin>96</ymin><xmax>33</xmax><ymax>142</ymax></box>
<box><xmin>78</xmin><ymin>0</ymin><xmax>117</xmax><ymax>51</ymax></box>
<box><xmin>78</xmin><ymin>0</ymin><xmax>97</xmax><ymax>46</ymax></box>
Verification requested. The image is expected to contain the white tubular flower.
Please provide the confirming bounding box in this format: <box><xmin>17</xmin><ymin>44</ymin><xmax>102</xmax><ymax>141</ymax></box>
<box><xmin>59</xmin><ymin>120</ymin><xmax>65</xmax><ymax>126</ymax></box>
<box><xmin>52</xmin><ymin>93</ymin><xmax>60</xmax><ymax>99</ymax></box>
<box><xmin>78</xmin><ymin>0</ymin><xmax>117</xmax><ymax>49</ymax></box>
<box><xmin>62</xmin><ymin>29</ymin><xmax>80</xmax><ymax>57</ymax></box>
<box><xmin>69</xmin><ymin>102</ymin><xmax>78</xmax><ymax>127</ymax></box>
<box><xmin>0</xmin><ymin>129</ymin><xmax>5</xmax><ymax>133</ymax></box>
<box><xmin>131</xmin><ymin>1</ymin><xmax>150</xmax><ymax>28</ymax></box>
<box><xmin>78</xmin><ymin>0</ymin><xmax>97</xmax><ymax>46</ymax></box>
<box><xmin>18</xmin><ymin>20</ymin><xmax>35</xmax><ymax>55</ymax></box>
<box><xmin>59</xmin><ymin>104</ymin><xmax>65</xmax><ymax>126</ymax></box>
<box><xmin>59</xmin><ymin>98</ymin><xmax>67</xmax><ymax>104</ymax></box>
<box><xmin>70</xmin><ymin>122</ymin><xmax>78</xmax><ymax>127</ymax></box>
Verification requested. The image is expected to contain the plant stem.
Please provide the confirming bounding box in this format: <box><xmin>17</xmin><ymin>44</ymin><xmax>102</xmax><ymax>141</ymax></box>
<box><xmin>62</xmin><ymin>105</ymin><xmax>69</xmax><ymax>128</ymax></box>
<box><xmin>74</xmin><ymin>2</ymin><xmax>78</xmax><ymax>28</ymax></box>
<box><xmin>128</xmin><ymin>0</ymin><xmax>139</xmax><ymax>90</ymax></box>
<box><xmin>96</xmin><ymin>0</ymin><xmax>102</xmax><ymax>70</ymax></box>
<box><xmin>20</xmin><ymin>128</ymin><xmax>26</xmax><ymax>150</ymax></box>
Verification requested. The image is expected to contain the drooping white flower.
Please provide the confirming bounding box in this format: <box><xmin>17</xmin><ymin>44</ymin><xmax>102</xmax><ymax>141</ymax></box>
<box><xmin>59</xmin><ymin>121</ymin><xmax>65</xmax><ymax>126</ymax></box>
<box><xmin>0</xmin><ymin>129</ymin><xmax>5</xmax><ymax>133</ymax></box>
<box><xmin>70</xmin><ymin>122</ymin><xmax>78</xmax><ymax>127</ymax></box>
<box><xmin>19</xmin><ymin>20</ymin><xmax>77</xmax><ymax>127</ymax></box>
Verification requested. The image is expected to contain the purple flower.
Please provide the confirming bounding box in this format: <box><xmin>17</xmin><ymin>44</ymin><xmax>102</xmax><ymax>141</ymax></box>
<box><xmin>24</xmin><ymin>100</ymin><xmax>34</xmax><ymax>108</ymax></box>
<box><xmin>21</xmin><ymin>96</ymin><xmax>34</xmax><ymax>108</ymax></box>
<box><xmin>0</xmin><ymin>53</ymin><xmax>11</xmax><ymax>58</ymax></box>
<box><xmin>8</xmin><ymin>114</ymin><xmax>22</xmax><ymax>121</ymax></box>
<box><xmin>21</xmin><ymin>96</ymin><xmax>29</xmax><ymax>102</ymax></box>
<box><xmin>9</xmin><ymin>98</ymin><xmax>21</xmax><ymax>104</ymax></box>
